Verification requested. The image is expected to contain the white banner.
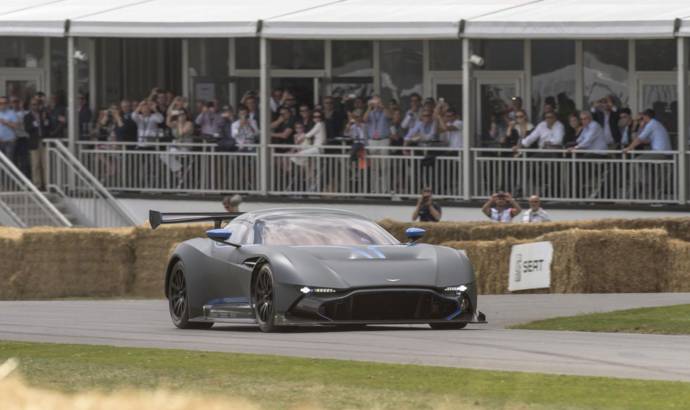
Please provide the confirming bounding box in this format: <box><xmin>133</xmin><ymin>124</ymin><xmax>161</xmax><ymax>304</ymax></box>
<box><xmin>508</xmin><ymin>241</ymin><xmax>553</xmax><ymax>292</ymax></box>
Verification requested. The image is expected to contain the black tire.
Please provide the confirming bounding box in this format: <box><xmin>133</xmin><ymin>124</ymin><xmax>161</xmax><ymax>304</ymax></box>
<box><xmin>428</xmin><ymin>322</ymin><xmax>468</xmax><ymax>330</ymax></box>
<box><xmin>252</xmin><ymin>264</ymin><xmax>280</xmax><ymax>333</ymax></box>
<box><xmin>168</xmin><ymin>261</ymin><xmax>213</xmax><ymax>329</ymax></box>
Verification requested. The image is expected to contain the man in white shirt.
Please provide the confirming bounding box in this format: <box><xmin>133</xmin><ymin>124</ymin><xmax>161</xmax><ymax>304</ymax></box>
<box><xmin>521</xmin><ymin>195</ymin><xmax>551</xmax><ymax>223</ymax></box>
<box><xmin>437</xmin><ymin>107</ymin><xmax>463</xmax><ymax>149</ymax></box>
<box><xmin>512</xmin><ymin>111</ymin><xmax>564</xmax><ymax>152</ymax></box>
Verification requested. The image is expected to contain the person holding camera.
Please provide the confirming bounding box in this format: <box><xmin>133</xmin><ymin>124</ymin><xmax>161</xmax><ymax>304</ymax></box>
<box><xmin>195</xmin><ymin>101</ymin><xmax>223</xmax><ymax>139</ymax></box>
<box><xmin>590</xmin><ymin>95</ymin><xmax>620</xmax><ymax>147</ymax></box>
<box><xmin>131</xmin><ymin>100</ymin><xmax>164</xmax><ymax>148</ymax></box>
<box><xmin>412</xmin><ymin>187</ymin><xmax>442</xmax><ymax>222</ymax></box>
<box><xmin>481</xmin><ymin>191</ymin><xmax>521</xmax><ymax>223</ymax></box>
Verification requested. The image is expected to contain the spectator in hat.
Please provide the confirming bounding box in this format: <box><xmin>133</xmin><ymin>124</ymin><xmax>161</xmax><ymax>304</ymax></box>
<box><xmin>222</xmin><ymin>194</ymin><xmax>242</xmax><ymax>213</ymax></box>
<box><xmin>481</xmin><ymin>191</ymin><xmax>521</xmax><ymax>223</ymax></box>
<box><xmin>520</xmin><ymin>195</ymin><xmax>551</xmax><ymax>223</ymax></box>
<box><xmin>412</xmin><ymin>187</ymin><xmax>441</xmax><ymax>222</ymax></box>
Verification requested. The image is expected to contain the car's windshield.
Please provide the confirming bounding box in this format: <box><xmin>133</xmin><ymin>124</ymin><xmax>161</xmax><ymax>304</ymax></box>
<box><xmin>254</xmin><ymin>215</ymin><xmax>399</xmax><ymax>246</ymax></box>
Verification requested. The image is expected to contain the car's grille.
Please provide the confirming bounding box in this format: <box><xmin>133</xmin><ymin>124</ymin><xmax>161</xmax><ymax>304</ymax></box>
<box><xmin>320</xmin><ymin>290</ymin><xmax>458</xmax><ymax>321</ymax></box>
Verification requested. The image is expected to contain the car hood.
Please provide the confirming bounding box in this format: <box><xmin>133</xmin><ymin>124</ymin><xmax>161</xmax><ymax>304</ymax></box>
<box><xmin>263</xmin><ymin>244</ymin><xmax>471</xmax><ymax>289</ymax></box>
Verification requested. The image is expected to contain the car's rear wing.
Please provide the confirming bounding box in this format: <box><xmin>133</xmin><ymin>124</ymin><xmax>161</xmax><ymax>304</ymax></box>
<box><xmin>149</xmin><ymin>210</ymin><xmax>243</xmax><ymax>230</ymax></box>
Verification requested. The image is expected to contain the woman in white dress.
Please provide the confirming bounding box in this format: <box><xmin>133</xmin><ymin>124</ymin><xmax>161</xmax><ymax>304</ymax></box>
<box><xmin>291</xmin><ymin>110</ymin><xmax>326</xmax><ymax>191</ymax></box>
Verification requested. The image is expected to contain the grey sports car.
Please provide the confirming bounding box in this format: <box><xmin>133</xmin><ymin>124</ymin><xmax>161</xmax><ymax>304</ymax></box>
<box><xmin>151</xmin><ymin>208</ymin><xmax>486</xmax><ymax>332</ymax></box>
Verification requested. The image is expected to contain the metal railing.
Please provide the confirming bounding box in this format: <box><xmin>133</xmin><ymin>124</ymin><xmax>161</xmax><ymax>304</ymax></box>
<box><xmin>76</xmin><ymin>141</ymin><xmax>260</xmax><ymax>194</ymax></box>
<box><xmin>72</xmin><ymin>140</ymin><xmax>688</xmax><ymax>205</ymax></box>
<box><xmin>0</xmin><ymin>149</ymin><xmax>71</xmax><ymax>227</ymax></box>
<box><xmin>45</xmin><ymin>139</ymin><xmax>137</xmax><ymax>227</ymax></box>
<box><xmin>472</xmin><ymin>148</ymin><xmax>679</xmax><ymax>203</ymax></box>
<box><xmin>267</xmin><ymin>144</ymin><xmax>463</xmax><ymax>199</ymax></box>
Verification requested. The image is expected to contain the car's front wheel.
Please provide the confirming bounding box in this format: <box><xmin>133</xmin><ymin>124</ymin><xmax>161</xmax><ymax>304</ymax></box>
<box><xmin>428</xmin><ymin>322</ymin><xmax>467</xmax><ymax>330</ymax></box>
<box><xmin>252</xmin><ymin>263</ymin><xmax>280</xmax><ymax>333</ymax></box>
<box><xmin>168</xmin><ymin>261</ymin><xmax>213</xmax><ymax>329</ymax></box>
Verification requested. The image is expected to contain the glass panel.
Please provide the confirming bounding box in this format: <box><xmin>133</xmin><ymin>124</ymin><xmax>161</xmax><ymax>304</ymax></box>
<box><xmin>189</xmin><ymin>39</ymin><xmax>229</xmax><ymax>106</ymax></box>
<box><xmin>531</xmin><ymin>40</ymin><xmax>576</xmax><ymax>123</ymax></box>
<box><xmin>235</xmin><ymin>77</ymin><xmax>259</xmax><ymax>108</ymax></box>
<box><xmin>98</xmin><ymin>38</ymin><xmax>123</xmax><ymax>106</ymax></box>
<box><xmin>641</xmin><ymin>83</ymin><xmax>678</xmax><ymax>136</ymax></box>
<box><xmin>479</xmin><ymin>83</ymin><xmax>516</xmax><ymax>146</ymax></box>
<box><xmin>50</xmin><ymin>38</ymin><xmax>67</xmax><ymax>98</ymax></box>
<box><xmin>380</xmin><ymin>41</ymin><xmax>423</xmax><ymax>110</ymax></box>
<box><xmin>430</xmin><ymin>40</ymin><xmax>462</xmax><ymax>71</ymax></box>
<box><xmin>328</xmin><ymin>78</ymin><xmax>373</xmax><ymax>100</ymax></box>
<box><xmin>271</xmin><ymin>78</ymin><xmax>313</xmax><ymax>107</ymax></box>
<box><xmin>3</xmin><ymin>79</ymin><xmax>38</xmax><ymax>103</ymax></box>
<box><xmin>475</xmin><ymin>40</ymin><xmax>523</xmax><ymax>71</ymax></box>
<box><xmin>636</xmin><ymin>40</ymin><xmax>676</xmax><ymax>72</ymax></box>
<box><xmin>235</xmin><ymin>38</ymin><xmax>259</xmax><ymax>70</ymax></box>
<box><xmin>75</xmin><ymin>38</ymin><xmax>90</xmax><ymax>98</ymax></box>
<box><xmin>271</xmin><ymin>40</ymin><xmax>324</xmax><ymax>70</ymax></box>
<box><xmin>332</xmin><ymin>41</ymin><xmax>372</xmax><ymax>77</ymax></box>
<box><xmin>584</xmin><ymin>40</ymin><xmax>629</xmax><ymax>107</ymax></box>
<box><xmin>435</xmin><ymin>83</ymin><xmax>463</xmax><ymax>117</ymax></box>
<box><xmin>0</xmin><ymin>37</ymin><xmax>44</xmax><ymax>68</ymax></box>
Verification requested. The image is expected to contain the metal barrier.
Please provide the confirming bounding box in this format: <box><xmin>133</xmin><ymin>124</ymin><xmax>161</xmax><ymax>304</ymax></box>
<box><xmin>45</xmin><ymin>140</ymin><xmax>137</xmax><ymax>227</ymax></box>
<box><xmin>71</xmin><ymin>141</ymin><xmax>687</xmax><ymax>205</ymax></box>
<box><xmin>267</xmin><ymin>144</ymin><xmax>463</xmax><ymax>199</ymax></box>
<box><xmin>0</xmin><ymin>149</ymin><xmax>71</xmax><ymax>227</ymax></box>
<box><xmin>472</xmin><ymin>148</ymin><xmax>679</xmax><ymax>203</ymax></box>
<box><xmin>76</xmin><ymin>141</ymin><xmax>260</xmax><ymax>194</ymax></box>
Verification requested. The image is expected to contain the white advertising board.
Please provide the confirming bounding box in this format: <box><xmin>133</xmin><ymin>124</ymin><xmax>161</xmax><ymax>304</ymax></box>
<box><xmin>508</xmin><ymin>241</ymin><xmax>553</xmax><ymax>292</ymax></box>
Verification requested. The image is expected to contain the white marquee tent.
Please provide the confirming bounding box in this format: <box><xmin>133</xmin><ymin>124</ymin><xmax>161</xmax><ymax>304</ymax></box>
<box><xmin>1</xmin><ymin>0</ymin><xmax>690</xmax><ymax>38</ymax></box>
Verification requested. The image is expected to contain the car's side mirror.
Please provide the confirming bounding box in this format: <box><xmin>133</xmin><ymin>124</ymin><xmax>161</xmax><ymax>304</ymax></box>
<box><xmin>405</xmin><ymin>227</ymin><xmax>426</xmax><ymax>243</ymax></box>
<box><xmin>207</xmin><ymin>228</ymin><xmax>232</xmax><ymax>243</ymax></box>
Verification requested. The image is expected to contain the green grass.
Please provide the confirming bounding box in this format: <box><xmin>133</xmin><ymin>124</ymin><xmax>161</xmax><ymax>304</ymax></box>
<box><xmin>1</xmin><ymin>341</ymin><xmax>690</xmax><ymax>409</ymax></box>
<box><xmin>511</xmin><ymin>304</ymin><xmax>690</xmax><ymax>335</ymax></box>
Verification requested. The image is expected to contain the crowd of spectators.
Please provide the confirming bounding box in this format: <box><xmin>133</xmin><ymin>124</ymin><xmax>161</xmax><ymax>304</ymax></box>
<box><xmin>492</xmin><ymin>94</ymin><xmax>673</xmax><ymax>156</ymax></box>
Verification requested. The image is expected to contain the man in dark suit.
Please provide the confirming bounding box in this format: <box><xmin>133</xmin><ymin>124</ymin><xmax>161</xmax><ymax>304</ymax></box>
<box><xmin>24</xmin><ymin>96</ymin><xmax>52</xmax><ymax>189</ymax></box>
<box><xmin>590</xmin><ymin>95</ymin><xmax>621</xmax><ymax>147</ymax></box>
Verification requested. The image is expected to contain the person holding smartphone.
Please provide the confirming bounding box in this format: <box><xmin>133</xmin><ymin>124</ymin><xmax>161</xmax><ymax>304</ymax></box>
<box><xmin>412</xmin><ymin>187</ymin><xmax>442</xmax><ymax>222</ymax></box>
<box><xmin>481</xmin><ymin>191</ymin><xmax>521</xmax><ymax>223</ymax></box>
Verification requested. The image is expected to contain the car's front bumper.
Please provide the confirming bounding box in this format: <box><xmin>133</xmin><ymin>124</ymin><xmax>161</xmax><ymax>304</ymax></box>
<box><xmin>278</xmin><ymin>287</ymin><xmax>487</xmax><ymax>326</ymax></box>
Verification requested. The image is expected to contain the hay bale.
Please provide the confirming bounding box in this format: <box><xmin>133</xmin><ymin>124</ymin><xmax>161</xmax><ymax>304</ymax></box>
<box><xmin>444</xmin><ymin>228</ymin><xmax>670</xmax><ymax>295</ymax></box>
<box><xmin>664</xmin><ymin>239</ymin><xmax>690</xmax><ymax>292</ymax></box>
<box><xmin>0</xmin><ymin>228</ymin><xmax>24</xmax><ymax>299</ymax></box>
<box><xmin>380</xmin><ymin>217</ymin><xmax>690</xmax><ymax>244</ymax></box>
<box><xmin>128</xmin><ymin>223</ymin><xmax>211</xmax><ymax>297</ymax></box>
<box><xmin>7</xmin><ymin>227</ymin><xmax>134</xmax><ymax>299</ymax></box>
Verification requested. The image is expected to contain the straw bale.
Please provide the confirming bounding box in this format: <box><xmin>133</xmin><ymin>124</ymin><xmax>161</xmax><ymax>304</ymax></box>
<box><xmin>7</xmin><ymin>227</ymin><xmax>134</xmax><ymax>299</ymax></box>
<box><xmin>444</xmin><ymin>228</ymin><xmax>670</xmax><ymax>294</ymax></box>
<box><xmin>0</xmin><ymin>228</ymin><xmax>24</xmax><ymax>299</ymax></box>
<box><xmin>380</xmin><ymin>217</ymin><xmax>690</xmax><ymax>243</ymax></box>
<box><xmin>664</xmin><ymin>239</ymin><xmax>690</xmax><ymax>292</ymax></box>
<box><xmin>128</xmin><ymin>223</ymin><xmax>211</xmax><ymax>297</ymax></box>
<box><xmin>0</xmin><ymin>376</ymin><xmax>260</xmax><ymax>410</ymax></box>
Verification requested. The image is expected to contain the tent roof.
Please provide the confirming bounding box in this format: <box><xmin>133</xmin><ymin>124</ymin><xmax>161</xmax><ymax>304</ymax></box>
<box><xmin>464</xmin><ymin>0</ymin><xmax>690</xmax><ymax>39</ymax></box>
<box><xmin>262</xmin><ymin>0</ymin><xmax>533</xmax><ymax>39</ymax></box>
<box><xmin>1</xmin><ymin>0</ymin><xmax>690</xmax><ymax>39</ymax></box>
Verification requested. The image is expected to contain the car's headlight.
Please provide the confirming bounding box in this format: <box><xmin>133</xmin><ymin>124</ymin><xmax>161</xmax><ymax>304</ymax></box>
<box><xmin>300</xmin><ymin>286</ymin><xmax>337</xmax><ymax>294</ymax></box>
<box><xmin>443</xmin><ymin>285</ymin><xmax>468</xmax><ymax>294</ymax></box>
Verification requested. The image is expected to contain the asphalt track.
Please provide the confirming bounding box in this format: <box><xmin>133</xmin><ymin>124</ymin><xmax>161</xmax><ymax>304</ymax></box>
<box><xmin>1</xmin><ymin>294</ymin><xmax>690</xmax><ymax>382</ymax></box>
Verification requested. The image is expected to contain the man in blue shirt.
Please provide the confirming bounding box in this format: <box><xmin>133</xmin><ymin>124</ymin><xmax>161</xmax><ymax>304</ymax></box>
<box><xmin>624</xmin><ymin>109</ymin><xmax>673</xmax><ymax>200</ymax></box>
<box><xmin>0</xmin><ymin>96</ymin><xmax>19</xmax><ymax>159</ymax></box>
<box><xmin>623</xmin><ymin>109</ymin><xmax>671</xmax><ymax>155</ymax></box>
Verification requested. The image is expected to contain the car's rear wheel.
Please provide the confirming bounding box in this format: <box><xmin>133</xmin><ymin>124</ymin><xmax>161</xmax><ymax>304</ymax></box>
<box><xmin>428</xmin><ymin>322</ymin><xmax>468</xmax><ymax>330</ymax></box>
<box><xmin>252</xmin><ymin>264</ymin><xmax>281</xmax><ymax>333</ymax></box>
<box><xmin>168</xmin><ymin>261</ymin><xmax>213</xmax><ymax>329</ymax></box>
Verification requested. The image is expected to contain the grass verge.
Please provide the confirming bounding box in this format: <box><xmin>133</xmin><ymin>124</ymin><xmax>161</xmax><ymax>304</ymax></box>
<box><xmin>2</xmin><ymin>341</ymin><xmax>690</xmax><ymax>409</ymax></box>
<box><xmin>511</xmin><ymin>304</ymin><xmax>690</xmax><ymax>335</ymax></box>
